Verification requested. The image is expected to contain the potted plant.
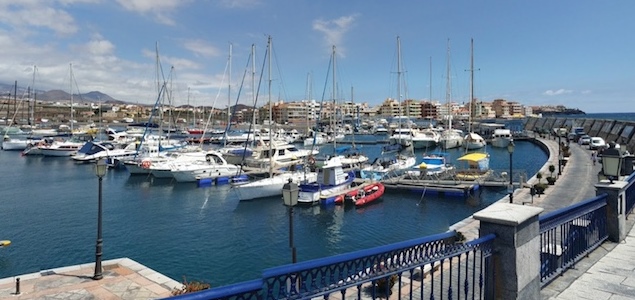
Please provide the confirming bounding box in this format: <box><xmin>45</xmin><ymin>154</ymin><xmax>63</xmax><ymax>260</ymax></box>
<box><xmin>546</xmin><ymin>176</ymin><xmax>556</xmax><ymax>185</ymax></box>
<box><xmin>171</xmin><ymin>277</ymin><xmax>211</xmax><ymax>296</ymax></box>
<box><xmin>536</xmin><ymin>172</ymin><xmax>543</xmax><ymax>184</ymax></box>
<box><xmin>548</xmin><ymin>164</ymin><xmax>555</xmax><ymax>177</ymax></box>
<box><xmin>534</xmin><ymin>183</ymin><xmax>547</xmax><ymax>195</ymax></box>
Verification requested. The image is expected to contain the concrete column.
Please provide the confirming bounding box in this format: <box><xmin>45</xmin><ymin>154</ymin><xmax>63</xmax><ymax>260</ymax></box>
<box><xmin>473</xmin><ymin>203</ymin><xmax>544</xmax><ymax>300</ymax></box>
<box><xmin>595</xmin><ymin>180</ymin><xmax>628</xmax><ymax>242</ymax></box>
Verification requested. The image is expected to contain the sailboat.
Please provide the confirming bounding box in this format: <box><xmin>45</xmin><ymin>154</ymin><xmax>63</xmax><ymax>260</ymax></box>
<box><xmin>309</xmin><ymin>45</ymin><xmax>369</xmax><ymax>171</ymax></box>
<box><xmin>463</xmin><ymin>38</ymin><xmax>486</xmax><ymax>150</ymax></box>
<box><xmin>438</xmin><ymin>39</ymin><xmax>464</xmax><ymax>150</ymax></box>
<box><xmin>233</xmin><ymin>36</ymin><xmax>318</xmax><ymax>201</ymax></box>
<box><xmin>2</xmin><ymin>80</ymin><xmax>35</xmax><ymax>151</ymax></box>
<box><xmin>360</xmin><ymin>36</ymin><xmax>417</xmax><ymax>181</ymax></box>
<box><xmin>39</xmin><ymin>64</ymin><xmax>93</xmax><ymax>157</ymax></box>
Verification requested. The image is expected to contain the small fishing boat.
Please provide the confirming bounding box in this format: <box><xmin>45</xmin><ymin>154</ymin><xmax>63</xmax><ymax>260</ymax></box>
<box><xmin>297</xmin><ymin>156</ymin><xmax>356</xmax><ymax>205</ymax></box>
<box><xmin>334</xmin><ymin>182</ymin><xmax>385</xmax><ymax>207</ymax></box>
<box><xmin>454</xmin><ymin>152</ymin><xmax>491</xmax><ymax>181</ymax></box>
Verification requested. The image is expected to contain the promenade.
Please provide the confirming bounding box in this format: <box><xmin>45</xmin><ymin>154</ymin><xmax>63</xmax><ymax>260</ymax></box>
<box><xmin>0</xmin><ymin>136</ymin><xmax>632</xmax><ymax>299</ymax></box>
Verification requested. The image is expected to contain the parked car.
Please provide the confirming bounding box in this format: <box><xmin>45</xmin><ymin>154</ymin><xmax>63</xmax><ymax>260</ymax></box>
<box><xmin>589</xmin><ymin>137</ymin><xmax>607</xmax><ymax>150</ymax></box>
<box><xmin>573</xmin><ymin>132</ymin><xmax>588</xmax><ymax>142</ymax></box>
<box><xmin>578</xmin><ymin>135</ymin><xmax>591</xmax><ymax>145</ymax></box>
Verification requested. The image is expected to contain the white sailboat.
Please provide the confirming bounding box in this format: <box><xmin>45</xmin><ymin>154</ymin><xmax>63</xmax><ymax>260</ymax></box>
<box><xmin>360</xmin><ymin>36</ymin><xmax>416</xmax><ymax>180</ymax></box>
<box><xmin>309</xmin><ymin>45</ymin><xmax>369</xmax><ymax>171</ymax></box>
<box><xmin>2</xmin><ymin>80</ymin><xmax>33</xmax><ymax>151</ymax></box>
<box><xmin>40</xmin><ymin>64</ymin><xmax>91</xmax><ymax>157</ymax></box>
<box><xmin>463</xmin><ymin>38</ymin><xmax>486</xmax><ymax>150</ymax></box>
<box><xmin>438</xmin><ymin>39</ymin><xmax>464</xmax><ymax>150</ymax></box>
<box><xmin>232</xmin><ymin>36</ymin><xmax>317</xmax><ymax>201</ymax></box>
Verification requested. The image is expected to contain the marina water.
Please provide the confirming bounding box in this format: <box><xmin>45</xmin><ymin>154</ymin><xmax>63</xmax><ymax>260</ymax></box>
<box><xmin>0</xmin><ymin>138</ymin><xmax>547</xmax><ymax>287</ymax></box>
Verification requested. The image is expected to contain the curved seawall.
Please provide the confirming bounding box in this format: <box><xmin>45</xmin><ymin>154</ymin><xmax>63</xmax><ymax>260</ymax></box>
<box><xmin>525</xmin><ymin>116</ymin><xmax>635</xmax><ymax>153</ymax></box>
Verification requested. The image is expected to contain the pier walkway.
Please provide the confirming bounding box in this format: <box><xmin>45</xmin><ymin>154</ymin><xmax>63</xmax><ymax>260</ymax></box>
<box><xmin>0</xmin><ymin>137</ymin><xmax>633</xmax><ymax>299</ymax></box>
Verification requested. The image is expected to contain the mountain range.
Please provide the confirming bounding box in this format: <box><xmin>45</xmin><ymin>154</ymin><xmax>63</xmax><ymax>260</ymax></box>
<box><xmin>0</xmin><ymin>82</ymin><xmax>123</xmax><ymax>104</ymax></box>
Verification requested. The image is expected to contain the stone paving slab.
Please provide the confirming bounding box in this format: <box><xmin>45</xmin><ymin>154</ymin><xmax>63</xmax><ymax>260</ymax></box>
<box><xmin>0</xmin><ymin>258</ymin><xmax>182</xmax><ymax>299</ymax></box>
<box><xmin>547</xmin><ymin>221</ymin><xmax>635</xmax><ymax>299</ymax></box>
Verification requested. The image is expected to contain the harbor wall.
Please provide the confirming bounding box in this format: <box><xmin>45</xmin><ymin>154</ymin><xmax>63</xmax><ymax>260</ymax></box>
<box><xmin>525</xmin><ymin>116</ymin><xmax>635</xmax><ymax>154</ymax></box>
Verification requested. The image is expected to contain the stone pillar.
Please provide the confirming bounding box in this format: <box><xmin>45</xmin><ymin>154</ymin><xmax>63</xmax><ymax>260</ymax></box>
<box><xmin>595</xmin><ymin>180</ymin><xmax>628</xmax><ymax>242</ymax></box>
<box><xmin>473</xmin><ymin>203</ymin><xmax>544</xmax><ymax>300</ymax></box>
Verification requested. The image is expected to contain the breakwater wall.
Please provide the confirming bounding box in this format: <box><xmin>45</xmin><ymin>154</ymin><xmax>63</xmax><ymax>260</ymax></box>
<box><xmin>524</xmin><ymin>116</ymin><xmax>635</xmax><ymax>153</ymax></box>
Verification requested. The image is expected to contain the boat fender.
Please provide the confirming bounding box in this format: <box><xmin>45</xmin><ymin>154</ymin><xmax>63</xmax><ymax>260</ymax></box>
<box><xmin>141</xmin><ymin>160</ymin><xmax>151</xmax><ymax>169</ymax></box>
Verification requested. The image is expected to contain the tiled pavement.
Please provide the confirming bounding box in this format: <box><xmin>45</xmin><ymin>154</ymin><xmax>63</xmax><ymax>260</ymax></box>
<box><xmin>0</xmin><ymin>258</ymin><xmax>182</xmax><ymax>299</ymax></box>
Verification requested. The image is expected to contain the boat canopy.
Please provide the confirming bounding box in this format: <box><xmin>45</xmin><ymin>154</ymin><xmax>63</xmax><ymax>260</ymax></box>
<box><xmin>457</xmin><ymin>153</ymin><xmax>488</xmax><ymax>162</ymax></box>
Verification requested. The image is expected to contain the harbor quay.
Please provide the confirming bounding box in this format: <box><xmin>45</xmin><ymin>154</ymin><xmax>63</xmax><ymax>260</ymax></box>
<box><xmin>1</xmin><ymin>120</ymin><xmax>635</xmax><ymax>299</ymax></box>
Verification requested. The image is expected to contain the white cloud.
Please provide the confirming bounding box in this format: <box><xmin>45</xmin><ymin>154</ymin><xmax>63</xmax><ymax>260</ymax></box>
<box><xmin>218</xmin><ymin>0</ymin><xmax>261</xmax><ymax>8</ymax></box>
<box><xmin>544</xmin><ymin>89</ymin><xmax>573</xmax><ymax>96</ymax></box>
<box><xmin>0</xmin><ymin>1</ymin><xmax>78</xmax><ymax>36</ymax></box>
<box><xmin>183</xmin><ymin>39</ymin><xmax>223</xmax><ymax>58</ymax></box>
<box><xmin>116</xmin><ymin>0</ymin><xmax>192</xmax><ymax>25</ymax></box>
<box><xmin>312</xmin><ymin>14</ymin><xmax>358</xmax><ymax>56</ymax></box>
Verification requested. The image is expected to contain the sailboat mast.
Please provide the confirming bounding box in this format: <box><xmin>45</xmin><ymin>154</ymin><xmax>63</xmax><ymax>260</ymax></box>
<box><xmin>397</xmin><ymin>36</ymin><xmax>402</xmax><ymax>138</ymax></box>
<box><xmin>13</xmin><ymin>81</ymin><xmax>17</xmax><ymax>125</ymax></box>
<box><xmin>225</xmin><ymin>43</ymin><xmax>232</xmax><ymax>148</ymax></box>
<box><xmin>429</xmin><ymin>57</ymin><xmax>432</xmax><ymax>103</ymax></box>
<box><xmin>331</xmin><ymin>45</ymin><xmax>337</xmax><ymax>152</ymax></box>
<box><xmin>267</xmin><ymin>36</ymin><xmax>273</xmax><ymax>178</ymax></box>
<box><xmin>251</xmin><ymin>44</ymin><xmax>257</xmax><ymax>129</ymax></box>
<box><xmin>445</xmin><ymin>39</ymin><xmax>452</xmax><ymax>130</ymax></box>
<box><xmin>305</xmin><ymin>72</ymin><xmax>311</xmax><ymax>135</ymax></box>
<box><xmin>470</xmin><ymin>38</ymin><xmax>474</xmax><ymax>121</ymax></box>
<box><xmin>69</xmin><ymin>63</ymin><xmax>73</xmax><ymax>132</ymax></box>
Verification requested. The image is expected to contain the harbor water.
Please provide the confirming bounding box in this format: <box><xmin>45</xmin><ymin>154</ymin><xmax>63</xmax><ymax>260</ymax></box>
<box><xmin>0</xmin><ymin>139</ymin><xmax>547</xmax><ymax>287</ymax></box>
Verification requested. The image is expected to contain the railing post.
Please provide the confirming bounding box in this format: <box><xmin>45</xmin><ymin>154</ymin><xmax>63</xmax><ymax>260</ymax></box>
<box><xmin>474</xmin><ymin>203</ymin><xmax>543</xmax><ymax>300</ymax></box>
<box><xmin>595</xmin><ymin>180</ymin><xmax>628</xmax><ymax>242</ymax></box>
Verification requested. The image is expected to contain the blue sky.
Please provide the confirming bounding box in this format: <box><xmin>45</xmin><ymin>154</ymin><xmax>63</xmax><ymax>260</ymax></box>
<box><xmin>0</xmin><ymin>0</ymin><xmax>633</xmax><ymax>113</ymax></box>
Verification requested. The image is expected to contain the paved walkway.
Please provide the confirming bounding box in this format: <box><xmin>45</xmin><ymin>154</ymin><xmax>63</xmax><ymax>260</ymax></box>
<box><xmin>0</xmin><ymin>258</ymin><xmax>182</xmax><ymax>299</ymax></box>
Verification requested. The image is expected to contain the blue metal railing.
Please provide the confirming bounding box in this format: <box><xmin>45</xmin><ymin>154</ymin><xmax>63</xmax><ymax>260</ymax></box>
<box><xmin>538</xmin><ymin>194</ymin><xmax>608</xmax><ymax>286</ymax></box>
<box><xmin>625</xmin><ymin>172</ymin><xmax>635</xmax><ymax>216</ymax></box>
<box><xmin>166</xmin><ymin>231</ymin><xmax>496</xmax><ymax>300</ymax></box>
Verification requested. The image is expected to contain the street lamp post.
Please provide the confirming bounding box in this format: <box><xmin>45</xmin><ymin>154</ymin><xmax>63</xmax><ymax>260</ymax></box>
<box><xmin>93</xmin><ymin>159</ymin><xmax>107</xmax><ymax>280</ymax></box>
<box><xmin>508</xmin><ymin>141</ymin><xmax>515</xmax><ymax>203</ymax></box>
<box><xmin>282</xmin><ymin>179</ymin><xmax>299</xmax><ymax>263</ymax></box>
<box><xmin>558</xmin><ymin>135</ymin><xmax>562</xmax><ymax>176</ymax></box>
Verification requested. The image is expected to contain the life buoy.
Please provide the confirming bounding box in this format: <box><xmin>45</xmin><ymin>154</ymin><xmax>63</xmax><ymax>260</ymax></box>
<box><xmin>141</xmin><ymin>160</ymin><xmax>151</xmax><ymax>169</ymax></box>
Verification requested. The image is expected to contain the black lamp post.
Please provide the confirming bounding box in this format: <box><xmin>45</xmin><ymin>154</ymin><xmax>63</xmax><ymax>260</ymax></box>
<box><xmin>508</xmin><ymin>141</ymin><xmax>515</xmax><ymax>203</ymax></box>
<box><xmin>93</xmin><ymin>159</ymin><xmax>107</xmax><ymax>280</ymax></box>
<box><xmin>558</xmin><ymin>135</ymin><xmax>562</xmax><ymax>176</ymax></box>
<box><xmin>282</xmin><ymin>179</ymin><xmax>299</xmax><ymax>263</ymax></box>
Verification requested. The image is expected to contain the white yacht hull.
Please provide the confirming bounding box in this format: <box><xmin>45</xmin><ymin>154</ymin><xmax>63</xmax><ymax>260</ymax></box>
<box><xmin>172</xmin><ymin>165</ymin><xmax>240</xmax><ymax>182</ymax></box>
<box><xmin>439</xmin><ymin>138</ymin><xmax>462</xmax><ymax>149</ymax></box>
<box><xmin>490</xmin><ymin>137</ymin><xmax>512</xmax><ymax>148</ymax></box>
<box><xmin>1</xmin><ymin>139</ymin><xmax>28</xmax><ymax>151</ymax></box>
<box><xmin>233</xmin><ymin>171</ymin><xmax>317</xmax><ymax>201</ymax></box>
<box><xmin>412</xmin><ymin>139</ymin><xmax>437</xmax><ymax>149</ymax></box>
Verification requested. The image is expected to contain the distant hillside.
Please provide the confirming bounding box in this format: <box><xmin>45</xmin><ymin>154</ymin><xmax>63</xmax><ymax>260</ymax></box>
<box><xmin>0</xmin><ymin>82</ymin><xmax>123</xmax><ymax>104</ymax></box>
<box><xmin>534</xmin><ymin>106</ymin><xmax>586</xmax><ymax>116</ymax></box>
